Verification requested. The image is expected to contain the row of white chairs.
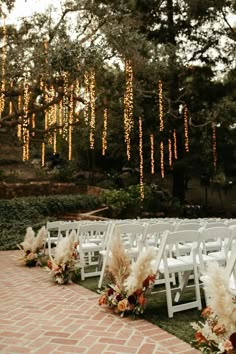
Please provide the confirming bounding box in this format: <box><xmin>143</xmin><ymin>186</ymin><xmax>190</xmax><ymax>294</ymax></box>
<box><xmin>45</xmin><ymin>219</ymin><xmax>236</xmax><ymax>317</ymax></box>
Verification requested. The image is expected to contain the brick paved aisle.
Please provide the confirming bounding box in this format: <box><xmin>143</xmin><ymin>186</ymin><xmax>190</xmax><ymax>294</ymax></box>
<box><xmin>0</xmin><ymin>251</ymin><xmax>200</xmax><ymax>354</ymax></box>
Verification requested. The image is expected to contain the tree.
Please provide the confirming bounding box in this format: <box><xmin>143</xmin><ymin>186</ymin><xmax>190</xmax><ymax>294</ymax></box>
<box><xmin>0</xmin><ymin>0</ymin><xmax>236</xmax><ymax>202</ymax></box>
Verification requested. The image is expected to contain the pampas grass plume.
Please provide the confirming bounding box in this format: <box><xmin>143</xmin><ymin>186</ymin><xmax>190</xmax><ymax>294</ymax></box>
<box><xmin>203</xmin><ymin>262</ymin><xmax>236</xmax><ymax>332</ymax></box>
<box><xmin>124</xmin><ymin>246</ymin><xmax>157</xmax><ymax>295</ymax></box>
<box><xmin>54</xmin><ymin>230</ymin><xmax>75</xmax><ymax>265</ymax></box>
<box><xmin>20</xmin><ymin>227</ymin><xmax>35</xmax><ymax>252</ymax></box>
<box><xmin>107</xmin><ymin>227</ymin><xmax>131</xmax><ymax>289</ymax></box>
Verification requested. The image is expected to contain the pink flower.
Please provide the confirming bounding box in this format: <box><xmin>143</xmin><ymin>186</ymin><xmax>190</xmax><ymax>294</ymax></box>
<box><xmin>224</xmin><ymin>340</ymin><xmax>233</xmax><ymax>352</ymax></box>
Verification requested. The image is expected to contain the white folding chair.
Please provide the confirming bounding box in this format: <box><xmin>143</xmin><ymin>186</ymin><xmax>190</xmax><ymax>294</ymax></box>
<box><xmin>151</xmin><ymin>229</ymin><xmax>202</xmax><ymax>318</ymax></box>
<box><xmin>97</xmin><ymin>222</ymin><xmax>146</xmax><ymax>289</ymax></box>
<box><xmin>46</xmin><ymin>220</ymin><xmax>63</xmax><ymax>258</ymax></box>
<box><xmin>76</xmin><ymin>221</ymin><xmax>113</xmax><ymax>280</ymax></box>
<box><xmin>225</xmin><ymin>240</ymin><xmax>236</xmax><ymax>295</ymax></box>
<box><xmin>198</xmin><ymin>226</ymin><xmax>233</xmax><ymax>270</ymax></box>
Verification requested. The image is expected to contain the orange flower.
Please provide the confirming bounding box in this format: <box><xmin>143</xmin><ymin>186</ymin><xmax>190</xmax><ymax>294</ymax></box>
<box><xmin>195</xmin><ymin>331</ymin><xmax>208</xmax><ymax>345</ymax></box>
<box><xmin>213</xmin><ymin>324</ymin><xmax>226</xmax><ymax>335</ymax></box>
<box><xmin>201</xmin><ymin>306</ymin><xmax>212</xmax><ymax>318</ymax></box>
<box><xmin>47</xmin><ymin>260</ymin><xmax>52</xmax><ymax>269</ymax></box>
<box><xmin>138</xmin><ymin>293</ymin><xmax>146</xmax><ymax>307</ymax></box>
<box><xmin>224</xmin><ymin>340</ymin><xmax>234</xmax><ymax>352</ymax></box>
<box><xmin>117</xmin><ymin>299</ymin><xmax>128</xmax><ymax>312</ymax></box>
<box><xmin>98</xmin><ymin>294</ymin><xmax>107</xmax><ymax>306</ymax></box>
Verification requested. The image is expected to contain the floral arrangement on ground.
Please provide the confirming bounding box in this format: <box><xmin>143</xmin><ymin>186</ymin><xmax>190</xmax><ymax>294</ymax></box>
<box><xmin>191</xmin><ymin>262</ymin><xmax>236</xmax><ymax>353</ymax></box>
<box><xmin>46</xmin><ymin>230</ymin><xmax>81</xmax><ymax>285</ymax></box>
<box><xmin>17</xmin><ymin>226</ymin><xmax>47</xmax><ymax>267</ymax></box>
<box><xmin>98</xmin><ymin>228</ymin><xmax>157</xmax><ymax>318</ymax></box>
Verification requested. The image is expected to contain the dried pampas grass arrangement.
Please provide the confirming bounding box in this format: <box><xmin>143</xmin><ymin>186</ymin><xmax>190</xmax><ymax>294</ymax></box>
<box><xmin>17</xmin><ymin>226</ymin><xmax>47</xmax><ymax>267</ymax></box>
<box><xmin>46</xmin><ymin>230</ymin><xmax>80</xmax><ymax>285</ymax></box>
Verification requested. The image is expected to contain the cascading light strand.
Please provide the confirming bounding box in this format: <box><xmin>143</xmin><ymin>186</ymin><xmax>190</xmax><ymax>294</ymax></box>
<box><xmin>168</xmin><ymin>138</ymin><xmax>173</xmax><ymax>168</ymax></box>
<box><xmin>102</xmin><ymin>107</ymin><xmax>108</xmax><ymax>156</ymax></box>
<box><xmin>83</xmin><ymin>71</ymin><xmax>89</xmax><ymax>125</ymax></box>
<box><xmin>0</xmin><ymin>16</ymin><xmax>7</xmax><ymax>118</ymax></box>
<box><xmin>31</xmin><ymin>113</ymin><xmax>35</xmax><ymax>136</ymax></box>
<box><xmin>150</xmin><ymin>134</ymin><xmax>155</xmax><ymax>174</ymax></box>
<box><xmin>68</xmin><ymin>84</ymin><xmax>74</xmax><ymax>160</ymax></box>
<box><xmin>160</xmin><ymin>141</ymin><xmax>164</xmax><ymax>178</ymax></box>
<box><xmin>59</xmin><ymin>100</ymin><xmax>63</xmax><ymax>134</ymax></box>
<box><xmin>53</xmin><ymin>130</ymin><xmax>57</xmax><ymax>155</ymax></box>
<box><xmin>41</xmin><ymin>142</ymin><xmax>45</xmax><ymax>167</ymax></box>
<box><xmin>124</xmin><ymin>59</ymin><xmax>133</xmax><ymax>160</ymax></box>
<box><xmin>17</xmin><ymin>95</ymin><xmax>22</xmax><ymax>140</ymax></box>
<box><xmin>159</xmin><ymin>80</ymin><xmax>164</xmax><ymax>178</ymax></box>
<box><xmin>22</xmin><ymin>80</ymin><xmax>30</xmax><ymax>161</ymax></box>
<box><xmin>89</xmin><ymin>69</ymin><xmax>96</xmax><ymax>150</ymax></box>
<box><xmin>62</xmin><ymin>71</ymin><xmax>69</xmax><ymax>140</ymax></box>
<box><xmin>173</xmin><ymin>129</ymin><xmax>178</xmax><ymax>159</ymax></box>
<box><xmin>184</xmin><ymin>105</ymin><xmax>189</xmax><ymax>152</ymax></box>
<box><xmin>139</xmin><ymin>117</ymin><xmax>144</xmax><ymax>201</ymax></box>
<box><xmin>9</xmin><ymin>80</ymin><xmax>13</xmax><ymax>115</ymax></box>
<box><xmin>212</xmin><ymin>122</ymin><xmax>217</xmax><ymax>171</ymax></box>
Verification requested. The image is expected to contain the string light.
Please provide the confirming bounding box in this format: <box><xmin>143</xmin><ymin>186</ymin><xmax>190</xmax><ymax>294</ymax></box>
<box><xmin>75</xmin><ymin>79</ymin><xmax>80</xmax><ymax>122</ymax></box>
<box><xmin>41</xmin><ymin>142</ymin><xmax>45</xmax><ymax>167</ymax></box>
<box><xmin>150</xmin><ymin>134</ymin><xmax>155</xmax><ymax>174</ymax></box>
<box><xmin>62</xmin><ymin>71</ymin><xmax>69</xmax><ymax>140</ymax></box>
<box><xmin>158</xmin><ymin>80</ymin><xmax>164</xmax><ymax>132</ymax></box>
<box><xmin>173</xmin><ymin>129</ymin><xmax>178</xmax><ymax>159</ymax></box>
<box><xmin>53</xmin><ymin>130</ymin><xmax>57</xmax><ymax>155</ymax></box>
<box><xmin>212</xmin><ymin>123</ymin><xmax>217</xmax><ymax>171</ymax></box>
<box><xmin>68</xmin><ymin>84</ymin><xmax>74</xmax><ymax>160</ymax></box>
<box><xmin>184</xmin><ymin>105</ymin><xmax>189</xmax><ymax>152</ymax></box>
<box><xmin>84</xmin><ymin>71</ymin><xmax>89</xmax><ymax>125</ymax></box>
<box><xmin>9</xmin><ymin>80</ymin><xmax>13</xmax><ymax>115</ymax></box>
<box><xmin>59</xmin><ymin>100</ymin><xmax>63</xmax><ymax>134</ymax></box>
<box><xmin>160</xmin><ymin>141</ymin><xmax>164</xmax><ymax>178</ymax></box>
<box><xmin>168</xmin><ymin>138</ymin><xmax>172</xmax><ymax>168</ymax></box>
<box><xmin>102</xmin><ymin>108</ymin><xmax>108</xmax><ymax>156</ymax></box>
<box><xmin>0</xmin><ymin>16</ymin><xmax>7</xmax><ymax>118</ymax></box>
<box><xmin>89</xmin><ymin>69</ymin><xmax>96</xmax><ymax>150</ymax></box>
<box><xmin>139</xmin><ymin>117</ymin><xmax>144</xmax><ymax>200</ymax></box>
<box><xmin>31</xmin><ymin>113</ymin><xmax>35</xmax><ymax>136</ymax></box>
<box><xmin>17</xmin><ymin>95</ymin><xmax>22</xmax><ymax>140</ymax></box>
<box><xmin>22</xmin><ymin>80</ymin><xmax>30</xmax><ymax>161</ymax></box>
<box><xmin>124</xmin><ymin>59</ymin><xmax>133</xmax><ymax>160</ymax></box>
<box><xmin>159</xmin><ymin>80</ymin><xmax>164</xmax><ymax>178</ymax></box>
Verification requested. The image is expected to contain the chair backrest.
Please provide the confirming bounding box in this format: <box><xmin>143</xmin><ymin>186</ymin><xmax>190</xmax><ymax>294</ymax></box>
<box><xmin>46</xmin><ymin>220</ymin><xmax>63</xmax><ymax>257</ymax></box>
<box><xmin>204</xmin><ymin>221</ymin><xmax>226</xmax><ymax>229</ymax></box>
<box><xmin>114</xmin><ymin>223</ymin><xmax>147</xmax><ymax>255</ymax></box>
<box><xmin>77</xmin><ymin>221</ymin><xmax>112</xmax><ymax>248</ymax></box>
<box><xmin>199</xmin><ymin>226</ymin><xmax>232</xmax><ymax>255</ymax></box>
<box><xmin>58</xmin><ymin>221</ymin><xmax>80</xmax><ymax>242</ymax></box>
<box><xmin>144</xmin><ymin>222</ymin><xmax>175</xmax><ymax>247</ymax></box>
<box><xmin>175</xmin><ymin>222</ymin><xmax>203</xmax><ymax>232</ymax></box>
<box><xmin>153</xmin><ymin>229</ymin><xmax>200</xmax><ymax>274</ymax></box>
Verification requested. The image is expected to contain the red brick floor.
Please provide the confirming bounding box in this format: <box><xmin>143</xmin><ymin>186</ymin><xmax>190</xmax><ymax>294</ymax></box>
<box><xmin>0</xmin><ymin>251</ymin><xmax>200</xmax><ymax>353</ymax></box>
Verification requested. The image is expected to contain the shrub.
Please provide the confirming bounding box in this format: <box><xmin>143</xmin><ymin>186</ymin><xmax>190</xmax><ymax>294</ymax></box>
<box><xmin>0</xmin><ymin>194</ymin><xmax>102</xmax><ymax>250</ymax></box>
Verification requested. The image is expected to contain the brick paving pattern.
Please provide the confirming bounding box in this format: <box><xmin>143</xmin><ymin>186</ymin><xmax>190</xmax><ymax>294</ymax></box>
<box><xmin>0</xmin><ymin>251</ymin><xmax>200</xmax><ymax>353</ymax></box>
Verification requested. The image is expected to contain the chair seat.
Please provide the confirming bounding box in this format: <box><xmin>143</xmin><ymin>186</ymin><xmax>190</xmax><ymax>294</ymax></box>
<box><xmin>77</xmin><ymin>243</ymin><xmax>102</xmax><ymax>252</ymax></box>
<box><xmin>152</xmin><ymin>257</ymin><xmax>194</xmax><ymax>273</ymax></box>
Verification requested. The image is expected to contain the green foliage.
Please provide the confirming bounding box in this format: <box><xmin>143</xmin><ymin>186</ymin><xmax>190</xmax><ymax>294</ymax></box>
<box><xmin>101</xmin><ymin>184</ymin><xmax>177</xmax><ymax>218</ymax></box>
<box><xmin>0</xmin><ymin>194</ymin><xmax>102</xmax><ymax>250</ymax></box>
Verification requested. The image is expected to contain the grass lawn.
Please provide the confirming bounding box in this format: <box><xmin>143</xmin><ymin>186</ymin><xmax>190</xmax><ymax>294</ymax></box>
<box><xmin>73</xmin><ymin>273</ymin><xmax>205</xmax><ymax>346</ymax></box>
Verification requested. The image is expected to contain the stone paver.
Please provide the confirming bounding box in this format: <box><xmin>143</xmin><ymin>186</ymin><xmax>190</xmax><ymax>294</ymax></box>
<box><xmin>0</xmin><ymin>251</ymin><xmax>200</xmax><ymax>353</ymax></box>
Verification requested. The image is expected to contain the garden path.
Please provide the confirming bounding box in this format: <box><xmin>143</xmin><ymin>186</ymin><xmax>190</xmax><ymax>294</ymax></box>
<box><xmin>0</xmin><ymin>251</ymin><xmax>200</xmax><ymax>354</ymax></box>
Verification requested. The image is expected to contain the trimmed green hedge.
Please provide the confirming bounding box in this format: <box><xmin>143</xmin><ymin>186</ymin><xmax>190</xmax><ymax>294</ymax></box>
<box><xmin>0</xmin><ymin>194</ymin><xmax>102</xmax><ymax>250</ymax></box>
